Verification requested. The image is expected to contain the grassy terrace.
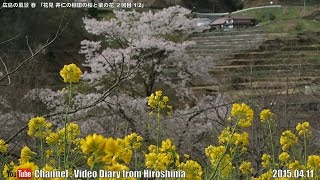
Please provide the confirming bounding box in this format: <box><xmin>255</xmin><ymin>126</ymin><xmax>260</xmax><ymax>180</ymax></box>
<box><xmin>235</xmin><ymin>6</ymin><xmax>317</xmax><ymax>22</ymax></box>
<box><xmin>234</xmin><ymin>5</ymin><xmax>320</xmax><ymax>33</ymax></box>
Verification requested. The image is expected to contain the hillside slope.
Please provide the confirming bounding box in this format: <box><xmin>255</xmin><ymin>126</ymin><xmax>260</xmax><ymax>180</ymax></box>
<box><xmin>188</xmin><ymin>28</ymin><xmax>320</xmax><ymax>127</ymax></box>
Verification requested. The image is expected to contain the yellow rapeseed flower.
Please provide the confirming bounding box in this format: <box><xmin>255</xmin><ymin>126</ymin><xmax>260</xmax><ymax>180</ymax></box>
<box><xmin>280</xmin><ymin>130</ymin><xmax>298</xmax><ymax>151</ymax></box>
<box><xmin>218</xmin><ymin>127</ymin><xmax>249</xmax><ymax>152</ymax></box>
<box><xmin>148</xmin><ymin>90</ymin><xmax>173</xmax><ymax>115</ymax></box>
<box><xmin>104</xmin><ymin>163</ymin><xmax>129</xmax><ymax>171</ymax></box>
<box><xmin>145</xmin><ymin>139</ymin><xmax>180</xmax><ymax>171</ymax></box>
<box><xmin>307</xmin><ymin>155</ymin><xmax>320</xmax><ymax>170</ymax></box>
<box><xmin>296</xmin><ymin>121</ymin><xmax>311</xmax><ymax>137</ymax></box>
<box><xmin>0</xmin><ymin>139</ymin><xmax>8</xmax><ymax>153</ymax></box>
<box><xmin>46</xmin><ymin>132</ymin><xmax>60</xmax><ymax>145</ymax></box>
<box><xmin>46</xmin><ymin>149</ymin><xmax>54</xmax><ymax>158</ymax></box>
<box><xmin>205</xmin><ymin>145</ymin><xmax>227</xmax><ymax>166</ymax></box>
<box><xmin>145</xmin><ymin>152</ymin><xmax>173</xmax><ymax>170</ymax></box>
<box><xmin>104</xmin><ymin>137</ymin><xmax>121</xmax><ymax>156</ymax></box>
<box><xmin>260</xmin><ymin>109</ymin><xmax>273</xmax><ymax>123</ymax></box>
<box><xmin>59</xmin><ymin>63</ymin><xmax>82</xmax><ymax>83</ymax></box>
<box><xmin>258</xmin><ymin>170</ymin><xmax>273</xmax><ymax>180</ymax></box>
<box><xmin>104</xmin><ymin>138</ymin><xmax>133</xmax><ymax>165</ymax></box>
<box><xmin>229</xmin><ymin>103</ymin><xmax>254</xmax><ymax>128</ymax></box>
<box><xmin>279</xmin><ymin>152</ymin><xmax>290</xmax><ymax>163</ymax></box>
<box><xmin>235</xmin><ymin>132</ymin><xmax>249</xmax><ymax>147</ymax></box>
<box><xmin>184</xmin><ymin>154</ymin><xmax>190</xmax><ymax>159</ymax></box>
<box><xmin>288</xmin><ymin>160</ymin><xmax>304</xmax><ymax>170</ymax></box>
<box><xmin>58</xmin><ymin>123</ymin><xmax>80</xmax><ymax>141</ymax></box>
<box><xmin>160</xmin><ymin>139</ymin><xmax>176</xmax><ymax>152</ymax></box>
<box><xmin>218</xmin><ymin>127</ymin><xmax>233</xmax><ymax>145</ymax></box>
<box><xmin>123</xmin><ymin>133</ymin><xmax>143</xmax><ymax>150</ymax></box>
<box><xmin>239</xmin><ymin>161</ymin><xmax>254</xmax><ymax>175</ymax></box>
<box><xmin>179</xmin><ymin>160</ymin><xmax>203</xmax><ymax>180</ymax></box>
<box><xmin>82</xmin><ymin>135</ymin><xmax>133</xmax><ymax>168</ymax></box>
<box><xmin>81</xmin><ymin>134</ymin><xmax>106</xmax><ymax>155</ymax></box>
<box><xmin>148</xmin><ymin>145</ymin><xmax>157</xmax><ymax>153</ymax></box>
<box><xmin>20</xmin><ymin>146</ymin><xmax>37</xmax><ymax>164</ymax></box>
<box><xmin>27</xmin><ymin>117</ymin><xmax>52</xmax><ymax>138</ymax></box>
<box><xmin>261</xmin><ymin>153</ymin><xmax>271</xmax><ymax>168</ymax></box>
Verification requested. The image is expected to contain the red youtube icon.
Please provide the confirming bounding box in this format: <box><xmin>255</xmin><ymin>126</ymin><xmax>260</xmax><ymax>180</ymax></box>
<box><xmin>17</xmin><ymin>168</ymin><xmax>32</xmax><ymax>179</ymax></box>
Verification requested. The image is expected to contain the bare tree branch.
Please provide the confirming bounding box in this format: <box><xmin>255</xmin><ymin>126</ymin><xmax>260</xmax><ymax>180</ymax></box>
<box><xmin>26</xmin><ymin>36</ymin><xmax>34</xmax><ymax>56</ymax></box>
<box><xmin>0</xmin><ymin>34</ymin><xmax>21</xmax><ymax>45</ymax></box>
<box><xmin>0</xmin><ymin>57</ymin><xmax>11</xmax><ymax>86</ymax></box>
<box><xmin>0</xmin><ymin>14</ymin><xmax>68</xmax><ymax>84</ymax></box>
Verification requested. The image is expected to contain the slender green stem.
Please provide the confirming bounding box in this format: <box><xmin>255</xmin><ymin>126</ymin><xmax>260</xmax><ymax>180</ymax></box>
<box><xmin>156</xmin><ymin>106</ymin><xmax>161</xmax><ymax>153</ymax></box>
<box><xmin>58</xmin><ymin>147</ymin><xmax>61</xmax><ymax>169</ymax></box>
<box><xmin>290</xmin><ymin>147</ymin><xmax>297</xmax><ymax>161</ymax></box>
<box><xmin>267</xmin><ymin>121</ymin><xmax>275</xmax><ymax>169</ymax></box>
<box><xmin>134</xmin><ymin>149</ymin><xmax>137</xmax><ymax>170</ymax></box>
<box><xmin>304</xmin><ymin>133</ymin><xmax>307</xmax><ymax>165</ymax></box>
<box><xmin>64</xmin><ymin>83</ymin><xmax>72</xmax><ymax>170</ymax></box>
<box><xmin>87</xmin><ymin>153</ymin><xmax>96</xmax><ymax>180</ymax></box>
<box><xmin>40</xmin><ymin>127</ymin><xmax>44</xmax><ymax>167</ymax></box>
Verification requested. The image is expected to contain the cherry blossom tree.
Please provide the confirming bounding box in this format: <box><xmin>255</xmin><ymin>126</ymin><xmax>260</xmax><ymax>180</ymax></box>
<box><xmin>80</xmin><ymin>6</ymin><xmax>207</xmax><ymax>96</ymax></box>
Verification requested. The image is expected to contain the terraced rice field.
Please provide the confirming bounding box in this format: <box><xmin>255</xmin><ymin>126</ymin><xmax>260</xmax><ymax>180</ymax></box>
<box><xmin>187</xmin><ymin>29</ymin><xmax>320</xmax><ymax>126</ymax></box>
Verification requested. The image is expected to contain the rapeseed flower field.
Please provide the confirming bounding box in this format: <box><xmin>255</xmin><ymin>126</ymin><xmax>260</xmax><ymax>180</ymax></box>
<box><xmin>1</xmin><ymin>64</ymin><xmax>319</xmax><ymax>180</ymax></box>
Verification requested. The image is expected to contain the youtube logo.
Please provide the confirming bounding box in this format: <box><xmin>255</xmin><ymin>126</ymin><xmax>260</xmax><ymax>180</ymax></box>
<box><xmin>17</xmin><ymin>169</ymin><xmax>32</xmax><ymax>179</ymax></box>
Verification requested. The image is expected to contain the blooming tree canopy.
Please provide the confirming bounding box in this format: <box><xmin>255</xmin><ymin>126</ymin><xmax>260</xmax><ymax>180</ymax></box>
<box><xmin>80</xmin><ymin>6</ymin><xmax>208</xmax><ymax>95</ymax></box>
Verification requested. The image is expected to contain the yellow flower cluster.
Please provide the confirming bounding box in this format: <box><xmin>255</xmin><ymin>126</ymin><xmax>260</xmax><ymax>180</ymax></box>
<box><xmin>20</xmin><ymin>146</ymin><xmax>37</xmax><ymax>164</ymax></box>
<box><xmin>178</xmin><ymin>160</ymin><xmax>203</xmax><ymax>180</ymax></box>
<box><xmin>252</xmin><ymin>170</ymin><xmax>273</xmax><ymax>180</ymax></box>
<box><xmin>145</xmin><ymin>139</ymin><xmax>180</xmax><ymax>170</ymax></box>
<box><xmin>104</xmin><ymin>137</ymin><xmax>132</xmax><ymax>165</ymax></box>
<box><xmin>239</xmin><ymin>161</ymin><xmax>254</xmax><ymax>175</ymax></box>
<box><xmin>59</xmin><ymin>123</ymin><xmax>80</xmax><ymax>142</ymax></box>
<box><xmin>27</xmin><ymin>117</ymin><xmax>52</xmax><ymax>138</ymax></box>
<box><xmin>0</xmin><ymin>139</ymin><xmax>8</xmax><ymax>153</ymax></box>
<box><xmin>59</xmin><ymin>63</ymin><xmax>82</xmax><ymax>83</ymax></box>
<box><xmin>307</xmin><ymin>155</ymin><xmax>320</xmax><ymax>170</ymax></box>
<box><xmin>278</xmin><ymin>152</ymin><xmax>290</xmax><ymax>163</ymax></box>
<box><xmin>148</xmin><ymin>90</ymin><xmax>173</xmax><ymax>115</ymax></box>
<box><xmin>288</xmin><ymin>160</ymin><xmax>304</xmax><ymax>170</ymax></box>
<box><xmin>81</xmin><ymin>134</ymin><xmax>106</xmax><ymax>155</ymax></box>
<box><xmin>122</xmin><ymin>133</ymin><xmax>143</xmax><ymax>150</ymax></box>
<box><xmin>280</xmin><ymin>130</ymin><xmax>298</xmax><ymax>151</ymax></box>
<box><xmin>218</xmin><ymin>127</ymin><xmax>249</xmax><ymax>151</ymax></box>
<box><xmin>81</xmin><ymin>133</ymin><xmax>140</xmax><ymax>170</ymax></box>
<box><xmin>296</xmin><ymin>121</ymin><xmax>311</xmax><ymax>137</ymax></box>
<box><xmin>3</xmin><ymin>114</ymin><xmax>82</xmax><ymax>179</ymax></box>
<box><xmin>205</xmin><ymin>145</ymin><xmax>226</xmax><ymax>164</ymax></box>
<box><xmin>46</xmin><ymin>123</ymin><xmax>81</xmax><ymax>152</ymax></box>
<box><xmin>260</xmin><ymin>109</ymin><xmax>273</xmax><ymax>123</ymax></box>
<box><xmin>229</xmin><ymin>103</ymin><xmax>254</xmax><ymax>128</ymax></box>
<box><xmin>205</xmin><ymin>145</ymin><xmax>233</xmax><ymax>177</ymax></box>
<box><xmin>261</xmin><ymin>153</ymin><xmax>271</xmax><ymax>168</ymax></box>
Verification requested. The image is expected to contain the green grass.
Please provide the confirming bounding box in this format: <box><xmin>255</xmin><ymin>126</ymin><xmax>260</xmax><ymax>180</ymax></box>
<box><xmin>232</xmin><ymin>5</ymin><xmax>320</xmax><ymax>33</ymax></box>
<box><xmin>258</xmin><ymin>19</ymin><xmax>320</xmax><ymax>34</ymax></box>
<box><xmin>235</xmin><ymin>6</ymin><xmax>319</xmax><ymax>23</ymax></box>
